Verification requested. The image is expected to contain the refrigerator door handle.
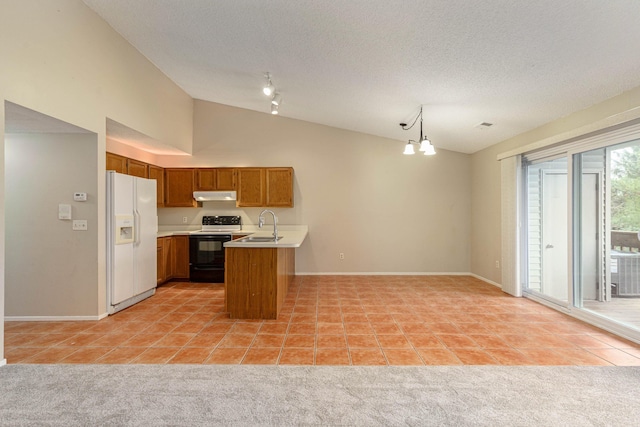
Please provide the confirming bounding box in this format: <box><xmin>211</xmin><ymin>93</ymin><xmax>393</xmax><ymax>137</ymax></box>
<box><xmin>133</xmin><ymin>209</ymin><xmax>141</xmax><ymax>245</ymax></box>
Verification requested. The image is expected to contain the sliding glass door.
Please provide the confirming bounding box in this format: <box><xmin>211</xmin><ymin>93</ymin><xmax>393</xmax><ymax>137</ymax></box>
<box><xmin>525</xmin><ymin>157</ymin><xmax>569</xmax><ymax>304</ymax></box>
<box><xmin>523</xmin><ymin>135</ymin><xmax>640</xmax><ymax>335</ymax></box>
<box><xmin>575</xmin><ymin>142</ymin><xmax>640</xmax><ymax>330</ymax></box>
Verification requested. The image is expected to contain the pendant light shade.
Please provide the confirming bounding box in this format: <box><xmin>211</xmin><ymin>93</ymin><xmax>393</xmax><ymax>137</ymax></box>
<box><xmin>403</xmin><ymin>142</ymin><xmax>415</xmax><ymax>155</ymax></box>
<box><xmin>422</xmin><ymin>141</ymin><xmax>436</xmax><ymax>155</ymax></box>
<box><xmin>420</xmin><ymin>137</ymin><xmax>435</xmax><ymax>155</ymax></box>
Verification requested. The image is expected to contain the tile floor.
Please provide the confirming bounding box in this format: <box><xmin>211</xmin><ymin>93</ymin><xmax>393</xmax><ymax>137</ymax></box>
<box><xmin>5</xmin><ymin>275</ymin><xmax>640</xmax><ymax>366</ymax></box>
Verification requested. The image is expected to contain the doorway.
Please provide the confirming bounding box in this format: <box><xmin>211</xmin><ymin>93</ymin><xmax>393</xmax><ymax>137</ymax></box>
<box><xmin>4</xmin><ymin>101</ymin><xmax>99</xmax><ymax>318</ymax></box>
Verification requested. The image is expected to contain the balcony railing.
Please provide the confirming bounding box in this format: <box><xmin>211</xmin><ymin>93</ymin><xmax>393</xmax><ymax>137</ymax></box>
<box><xmin>612</xmin><ymin>231</ymin><xmax>640</xmax><ymax>252</ymax></box>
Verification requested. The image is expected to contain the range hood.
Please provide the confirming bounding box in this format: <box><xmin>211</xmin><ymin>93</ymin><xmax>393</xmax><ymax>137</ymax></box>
<box><xmin>193</xmin><ymin>191</ymin><xmax>237</xmax><ymax>202</ymax></box>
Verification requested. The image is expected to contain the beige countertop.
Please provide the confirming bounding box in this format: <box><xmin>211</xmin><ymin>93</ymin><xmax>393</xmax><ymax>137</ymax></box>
<box><xmin>224</xmin><ymin>226</ymin><xmax>308</xmax><ymax>248</ymax></box>
<box><xmin>157</xmin><ymin>225</ymin><xmax>308</xmax><ymax>248</ymax></box>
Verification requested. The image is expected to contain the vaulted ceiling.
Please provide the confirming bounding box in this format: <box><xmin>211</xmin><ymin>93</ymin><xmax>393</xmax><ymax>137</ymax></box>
<box><xmin>83</xmin><ymin>0</ymin><xmax>640</xmax><ymax>154</ymax></box>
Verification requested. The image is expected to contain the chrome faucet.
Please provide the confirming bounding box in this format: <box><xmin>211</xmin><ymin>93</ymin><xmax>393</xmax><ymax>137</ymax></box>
<box><xmin>258</xmin><ymin>209</ymin><xmax>278</xmax><ymax>240</ymax></box>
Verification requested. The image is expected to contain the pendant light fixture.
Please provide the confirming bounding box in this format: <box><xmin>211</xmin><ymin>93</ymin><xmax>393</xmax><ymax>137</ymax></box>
<box><xmin>400</xmin><ymin>106</ymin><xmax>436</xmax><ymax>156</ymax></box>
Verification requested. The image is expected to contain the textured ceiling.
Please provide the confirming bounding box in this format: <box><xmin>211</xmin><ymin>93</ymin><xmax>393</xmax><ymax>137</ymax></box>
<box><xmin>83</xmin><ymin>0</ymin><xmax>640</xmax><ymax>154</ymax></box>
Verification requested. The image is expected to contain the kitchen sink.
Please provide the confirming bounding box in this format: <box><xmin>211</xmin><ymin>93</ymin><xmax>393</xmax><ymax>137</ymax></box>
<box><xmin>240</xmin><ymin>236</ymin><xmax>283</xmax><ymax>242</ymax></box>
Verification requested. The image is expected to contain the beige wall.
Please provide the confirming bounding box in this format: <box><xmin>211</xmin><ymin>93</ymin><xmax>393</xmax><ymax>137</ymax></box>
<box><xmin>0</xmin><ymin>0</ymin><xmax>193</xmax><ymax>360</ymax></box>
<box><xmin>5</xmin><ymin>133</ymin><xmax>99</xmax><ymax>317</ymax></box>
<box><xmin>0</xmin><ymin>100</ymin><xmax>4</xmax><ymax>363</ymax></box>
<box><xmin>470</xmin><ymin>85</ymin><xmax>640</xmax><ymax>284</ymax></box>
<box><xmin>157</xmin><ymin>100</ymin><xmax>472</xmax><ymax>273</ymax></box>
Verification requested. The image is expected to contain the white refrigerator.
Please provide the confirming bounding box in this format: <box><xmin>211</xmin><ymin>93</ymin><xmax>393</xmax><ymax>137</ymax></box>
<box><xmin>106</xmin><ymin>171</ymin><xmax>158</xmax><ymax>314</ymax></box>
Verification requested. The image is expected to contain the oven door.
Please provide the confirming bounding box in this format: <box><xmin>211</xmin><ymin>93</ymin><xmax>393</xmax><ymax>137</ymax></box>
<box><xmin>189</xmin><ymin>234</ymin><xmax>231</xmax><ymax>282</ymax></box>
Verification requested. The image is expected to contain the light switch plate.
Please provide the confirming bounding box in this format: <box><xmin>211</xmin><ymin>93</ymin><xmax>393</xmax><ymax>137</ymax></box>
<box><xmin>72</xmin><ymin>220</ymin><xmax>88</xmax><ymax>231</ymax></box>
<box><xmin>58</xmin><ymin>204</ymin><xmax>72</xmax><ymax>220</ymax></box>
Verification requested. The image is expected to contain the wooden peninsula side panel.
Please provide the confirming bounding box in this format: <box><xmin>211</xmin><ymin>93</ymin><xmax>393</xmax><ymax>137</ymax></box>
<box><xmin>225</xmin><ymin>247</ymin><xmax>295</xmax><ymax>319</ymax></box>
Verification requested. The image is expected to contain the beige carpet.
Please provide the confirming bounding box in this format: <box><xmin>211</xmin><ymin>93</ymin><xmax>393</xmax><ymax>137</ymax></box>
<box><xmin>1</xmin><ymin>365</ymin><xmax>639</xmax><ymax>426</ymax></box>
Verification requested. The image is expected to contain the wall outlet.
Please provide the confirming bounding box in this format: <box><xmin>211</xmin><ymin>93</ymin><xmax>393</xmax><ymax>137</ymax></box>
<box><xmin>182</xmin><ymin>216</ymin><xmax>188</xmax><ymax>224</ymax></box>
<box><xmin>495</xmin><ymin>260</ymin><xmax>500</xmax><ymax>268</ymax></box>
<box><xmin>72</xmin><ymin>220</ymin><xmax>88</xmax><ymax>231</ymax></box>
<box><xmin>339</xmin><ymin>253</ymin><xmax>345</xmax><ymax>260</ymax></box>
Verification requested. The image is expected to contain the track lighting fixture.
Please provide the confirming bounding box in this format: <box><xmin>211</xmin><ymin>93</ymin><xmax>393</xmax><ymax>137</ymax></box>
<box><xmin>263</xmin><ymin>72</ymin><xmax>282</xmax><ymax>114</ymax></box>
<box><xmin>399</xmin><ymin>106</ymin><xmax>436</xmax><ymax>156</ymax></box>
<box><xmin>263</xmin><ymin>73</ymin><xmax>275</xmax><ymax>96</ymax></box>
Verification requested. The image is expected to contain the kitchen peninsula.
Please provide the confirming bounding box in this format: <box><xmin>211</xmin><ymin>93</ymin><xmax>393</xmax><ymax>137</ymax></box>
<box><xmin>224</xmin><ymin>226</ymin><xmax>308</xmax><ymax>319</ymax></box>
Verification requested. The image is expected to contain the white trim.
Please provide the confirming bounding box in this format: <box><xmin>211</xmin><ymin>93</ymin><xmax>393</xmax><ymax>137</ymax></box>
<box><xmin>500</xmin><ymin>155</ymin><xmax>522</xmax><ymax>296</ymax></box>
<box><xmin>4</xmin><ymin>315</ymin><xmax>102</xmax><ymax>321</ymax></box>
<box><xmin>296</xmin><ymin>272</ymin><xmax>472</xmax><ymax>276</ymax></box>
<box><xmin>469</xmin><ymin>273</ymin><xmax>502</xmax><ymax>288</ymax></box>
<box><xmin>497</xmin><ymin>107</ymin><xmax>640</xmax><ymax>160</ymax></box>
<box><xmin>0</xmin><ymin>359</ymin><xmax>6</xmax><ymax>368</ymax></box>
<box><xmin>523</xmin><ymin>293</ymin><xmax>640</xmax><ymax>345</ymax></box>
<box><xmin>569</xmin><ymin>308</ymin><xmax>640</xmax><ymax>345</ymax></box>
<box><xmin>108</xmin><ymin>288</ymin><xmax>155</xmax><ymax>315</ymax></box>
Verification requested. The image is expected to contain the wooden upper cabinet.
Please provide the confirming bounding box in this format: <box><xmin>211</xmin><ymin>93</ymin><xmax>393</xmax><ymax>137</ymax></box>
<box><xmin>164</xmin><ymin>168</ymin><xmax>197</xmax><ymax>207</ymax></box>
<box><xmin>266</xmin><ymin>167</ymin><xmax>293</xmax><ymax>207</ymax></box>
<box><xmin>106</xmin><ymin>152</ymin><xmax>127</xmax><ymax>174</ymax></box>
<box><xmin>237</xmin><ymin>167</ymin><xmax>294</xmax><ymax>208</ymax></box>
<box><xmin>215</xmin><ymin>168</ymin><xmax>236</xmax><ymax>190</ymax></box>
<box><xmin>236</xmin><ymin>168</ymin><xmax>266</xmax><ymax>207</ymax></box>
<box><xmin>148</xmin><ymin>165</ymin><xmax>165</xmax><ymax>207</ymax></box>
<box><xmin>194</xmin><ymin>169</ymin><xmax>216</xmax><ymax>191</ymax></box>
<box><xmin>194</xmin><ymin>168</ymin><xmax>236</xmax><ymax>191</ymax></box>
<box><xmin>127</xmin><ymin>159</ymin><xmax>148</xmax><ymax>178</ymax></box>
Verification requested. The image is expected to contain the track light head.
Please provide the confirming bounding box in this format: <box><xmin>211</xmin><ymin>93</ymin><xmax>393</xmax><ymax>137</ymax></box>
<box><xmin>271</xmin><ymin>93</ymin><xmax>282</xmax><ymax>106</ymax></box>
<box><xmin>263</xmin><ymin>73</ymin><xmax>275</xmax><ymax>96</ymax></box>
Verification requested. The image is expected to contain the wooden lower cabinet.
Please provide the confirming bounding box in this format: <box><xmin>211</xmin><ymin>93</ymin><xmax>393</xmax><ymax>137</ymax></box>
<box><xmin>157</xmin><ymin>239</ymin><xmax>165</xmax><ymax>285</ymax></box>
<box><xmin>163</xmin><ymin>237</ymin><xmax>174</xmax><ymax>280</ymax></box>
<box><xmin>225</xmin><ymin>247</ymin><xmax>295</xmax><ymax>319</ymax></box>
<box><xmin>172</xmin><ymin>235</ymin><xmax>190</xmax><ymax>279</ymax></box>
<box><xmin>157</xmin><ymin>236</ymin><xmax>190</xmax><ymax>285</ymax></box>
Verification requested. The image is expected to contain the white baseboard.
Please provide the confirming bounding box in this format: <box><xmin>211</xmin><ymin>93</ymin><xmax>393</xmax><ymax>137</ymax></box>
<box><xmin>297</xmin><ymin>272</ymin><xmax>473</xmax><ymax>276</ymax></box>
<box><xmin>4</xmin><ymin>315</ymin><xmax>102</xmax><ymax>322</ymax></box>
<box><xmin>0</xmin><ymin>358</ymin><xmax>6</xmax><ymax>367</ymax></box>
<box><xmin>469</xmin><ymin>273</ymin><xmax>502</xmax><ymax>288</ymax></box>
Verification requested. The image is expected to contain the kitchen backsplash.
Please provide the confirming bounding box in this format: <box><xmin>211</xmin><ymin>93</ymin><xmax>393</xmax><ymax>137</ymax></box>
<box><xmin>157</xmin><ymin>205</ymin><xmax>302</xmax><ymax>227</ymax></box>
